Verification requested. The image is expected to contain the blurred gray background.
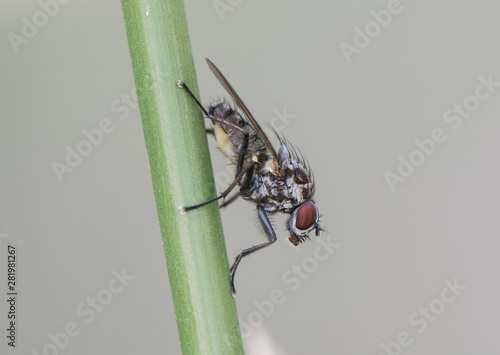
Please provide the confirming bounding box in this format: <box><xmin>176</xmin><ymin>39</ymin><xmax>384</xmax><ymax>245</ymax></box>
<box><xmin>1</xmin><ymin>0</ymin><xmax>500</xmax><ymax>354</ymax></box>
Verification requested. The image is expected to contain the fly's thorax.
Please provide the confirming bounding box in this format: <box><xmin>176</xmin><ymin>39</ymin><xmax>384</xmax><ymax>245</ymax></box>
<box><xmin>283</xmin><ymin>159</ymin><xmax>315</xmax><ymax>203</ymax></box>
<box><xmin>275</xmin><ymin>143</ymin><xmax>315</xmax><ymax>206</ymax></box>
<box><xmin>241</xmin><ymin>156</ymin><xmax>314</xmax><ymax>212</ymax></box>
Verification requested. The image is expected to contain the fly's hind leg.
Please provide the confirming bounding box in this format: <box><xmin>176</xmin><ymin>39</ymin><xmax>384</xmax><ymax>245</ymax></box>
<box><xmin>177</xmin><ymin>81</ymin><xmax>246</xmax><ymax>134</ymax></box>
<box><xmin>178</xmin><ymin>80</ymin><xmax>249</xmax><ymax>174</ymax></box>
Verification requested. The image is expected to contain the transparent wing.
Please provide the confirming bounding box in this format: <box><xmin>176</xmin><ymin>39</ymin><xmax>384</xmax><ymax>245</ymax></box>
<box><xmin>205</xmin><ymin>58</ymin><xmax>278</xmax><ymax>164</ymax></box>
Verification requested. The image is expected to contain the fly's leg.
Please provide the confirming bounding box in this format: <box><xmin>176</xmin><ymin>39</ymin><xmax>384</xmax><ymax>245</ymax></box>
<box><xmin>223</xmin><ymin>118</ymin><xmax>250</xmax><ymax>203</ymax></box>
<box><xmin>217</xmin><ymin>145</ymin><xmax>252</xmax><ymax>210</ymax></box>
<box><xmin>235</xmin><ymin>124</ymin><xmax>249</xmax><ymax>177</ymax></box>
<box><xmin>178</xmin><ymin>80</ymin><xmax>249</xmax><ymax>173</ymax></box>
<box><xmin>178</xmin><ymin>79</ymin><xmax>251</xmax><ymax>212</ymax></box>
<box><xmin>216</xmin><ymin>132</ymin><xmax>249</xmax><ymax>209</ymax></box>
<box><xmin>178</xmin><ymin>80</ymin><xmax>246</xmax><ymax>134</ymax></box>
<box><xmin>230</xmin><ymin>204</ymin><xmax>277</xmax><ymax>295</ymax></box>
<box><xmin>218</xmin><ymin>194</ymin><xmax>240</xmax><ymax>209</ymax></box>
<box><xmin>180</xmin><ymin>164</ymin><xmax>253</xmax><ymax>213</ymax></box>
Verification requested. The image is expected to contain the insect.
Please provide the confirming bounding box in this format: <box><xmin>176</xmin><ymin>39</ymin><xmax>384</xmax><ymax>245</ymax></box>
<box><xmin>178</xmin><ymin>58</ymin><xmax>322</xmax><ymax>294</ymax></box>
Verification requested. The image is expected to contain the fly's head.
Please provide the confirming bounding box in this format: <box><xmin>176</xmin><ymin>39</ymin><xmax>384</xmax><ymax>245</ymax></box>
<box><xmin>287</xmin><ymin>200</ymin><xmax>321</xmax><ymax>246</ymax></box>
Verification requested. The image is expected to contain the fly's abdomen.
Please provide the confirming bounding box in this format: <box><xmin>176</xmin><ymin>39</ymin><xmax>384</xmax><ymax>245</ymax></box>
<box><xmin>209</xmin><ymin>101</ymin><xmax>265</xmax><ymax>164</ymax></box>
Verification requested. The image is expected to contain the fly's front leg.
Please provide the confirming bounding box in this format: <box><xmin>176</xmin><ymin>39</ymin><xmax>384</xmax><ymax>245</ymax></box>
<box><xmin>230</xmin><ymin>204</ymin><xmax>277</xmax><ymax>295</ymax></box>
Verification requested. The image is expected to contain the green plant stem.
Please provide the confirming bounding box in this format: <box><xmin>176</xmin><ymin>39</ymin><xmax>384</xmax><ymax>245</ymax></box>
<box><xmin>121</xmin><ymin>1</ymin><xmax>244</xmax><ymax>354</ymax></box>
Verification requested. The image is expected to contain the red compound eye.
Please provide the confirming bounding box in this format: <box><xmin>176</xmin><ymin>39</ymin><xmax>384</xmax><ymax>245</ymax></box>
<box><xmin>295</xmin><ymin>201</ymin><xmax>318</xmax><ymax>231</ymax></box>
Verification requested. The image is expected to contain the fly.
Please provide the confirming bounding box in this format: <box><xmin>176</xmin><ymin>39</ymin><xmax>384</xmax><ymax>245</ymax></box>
<box><xmin>178</xmin><ymin>58</ymin><xmax>322</xmax><ymax>294</ymax></box>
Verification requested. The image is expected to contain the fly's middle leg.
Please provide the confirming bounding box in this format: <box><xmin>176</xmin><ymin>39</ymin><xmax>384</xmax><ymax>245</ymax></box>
<box><xmin>179</xmin><ymin>164</ymin><xmax>253</xmax><ymax>213</ymax></box>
